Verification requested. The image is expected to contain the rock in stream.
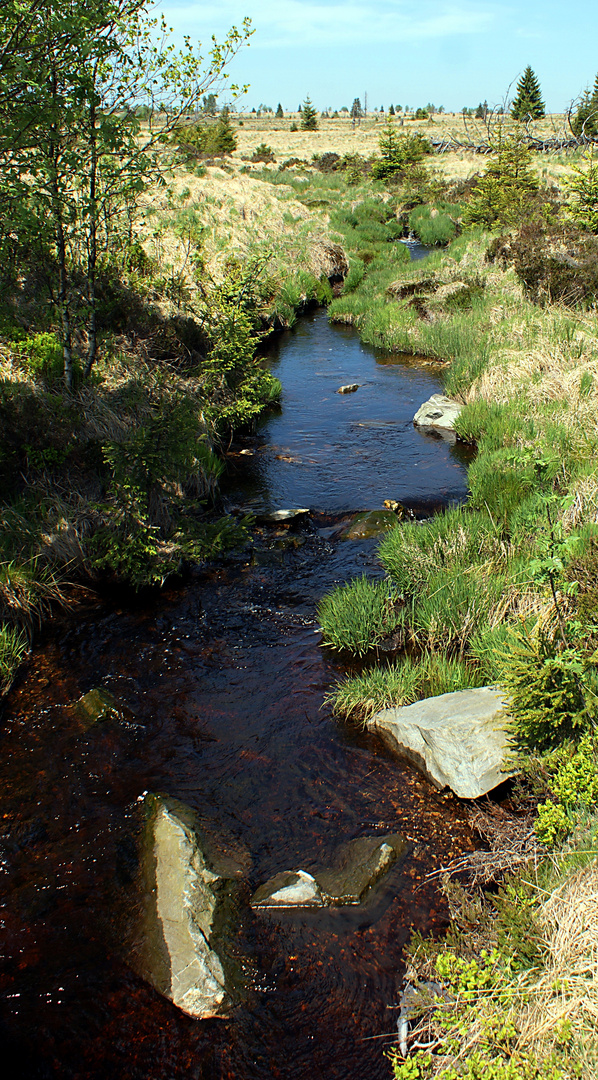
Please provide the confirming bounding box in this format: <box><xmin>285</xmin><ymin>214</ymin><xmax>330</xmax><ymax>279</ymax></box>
<box><xmin>251</xmin><ymin>833</ymin><xmax>408</xmax><ymax>909</ymax></box>
<box><xmin>131</xmin><ymin>795</ymin><xmax>247</xmax><ymax>1019</ymax></box>
<box><xmin>368</xmin><ymin>688</ymin><xmax>515</xmax><ymax>799</ymax></box>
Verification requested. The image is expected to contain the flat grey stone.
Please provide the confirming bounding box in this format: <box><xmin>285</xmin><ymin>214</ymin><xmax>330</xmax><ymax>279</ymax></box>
<box><xmin>413</xmin><ymin>394</ymin><xmax>462</xmax><ymax>431</ymax></box>
<box><xmin>132</xmin><ymin>795</ymin><xmax>246</xmax><ymax>1018</ymax></box>
<box><xmin>367</xmin><ymin>688</ymin><xmax>514</xmax><ymax>799</ymax></box>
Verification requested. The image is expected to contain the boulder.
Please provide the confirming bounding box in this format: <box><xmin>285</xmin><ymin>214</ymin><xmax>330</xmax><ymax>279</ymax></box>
<box><xmin>337</xmin><ymin>383</ymin><xmax>359</xmax><ymax>394</ymax></box>
<box><xmin>132</xmin><ymin>795</ymin><xmax>246</xmax><ymax>1019</ymax></box>
<box><xmin>367</xmin><ymin>688</ymin><xmax>514</xmax><ymax>799</ymax></box>
<box><xmin>315</xmin><ymin>834</ymin><xmax>407</xmax><ymax>904</ymax></box>
<box><xmin>413</xmin><ymin>394</ymin><xmax>462</xmax><ymax>431</ymax></box>
<box><xmin>251</xmin><ymin>833</ymin><xmax>408</xmax><ymax>909</ymax></box>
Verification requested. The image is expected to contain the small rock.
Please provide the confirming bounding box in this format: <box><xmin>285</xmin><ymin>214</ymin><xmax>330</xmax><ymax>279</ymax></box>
<box><xmin>257</xmin><ymin>508</ymin><xmax>310</xmax><ymax>524</ymax></box>
<box><xmin>251</xmin><ymin>833</ymin><xmax>408</xmax><ymax>910</ymax></box>
<box><xmin>239</xmin><ymin>449</ymin><xmax>254</xmax><ymax>456</ymax></box>
<box><xmin>251</xmin><ymin>870</ymin><xmax>324</xmax><ymax>909</ymax></box>
<box><xmin>383</xmin><ymin>499</ymin><xmax>404</xmax><ymax>517</ymax></box>
<box><xmin>368</xmin><ymin>687</ymin><xmax>515</xmax><ymax>799</ymax></box>
<box><xmin>341</xmin><ymin>510</ymin><xmax>397</xmax><ymax>540</ymax></box>
<box><xmin>413</xmin><ymin>394</ymin><xmax>462</xmax><ymax>431</ymax></box>
<box><xmin>74</xmin><ymin>688</ymin><xmax>129</xmax><ymax>732</ymax></box>
<box><xmin>316</xmin><ymin>834</ymin><xmax>408</xmax><ymax>905</ymax></box>
<box><xmin>337</xmin><ymin>383</ymin><xmax>359</xmax><ymax>394</ymax></box>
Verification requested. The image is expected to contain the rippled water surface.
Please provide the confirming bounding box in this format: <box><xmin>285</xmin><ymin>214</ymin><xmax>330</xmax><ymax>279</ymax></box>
<box><xmin>224</xmin><ymin>307</ymin><xmax>471</xmax><ymax>513</ymax></box>
<box><xmin>0</xmin><ymin>313</ymin><xmax>475</xmax><ymax>1080</ymax></box>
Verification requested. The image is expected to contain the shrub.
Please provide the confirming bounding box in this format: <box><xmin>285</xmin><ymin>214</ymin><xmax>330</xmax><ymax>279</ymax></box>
<box><xmin>501</xmin><ymin>625</ymin><xmax>598</xmax><ymax>749</ymax></box>
<box><xmin>371</xmin><ymin>126</ymin><xmax>431</xmax><ymax>182</ymax></box>
<box><xmin>172</xmin><ymin>116</ymin><xmax>237</xmax><ymax>161</ymax></box>
<box><xmin>317</xmin><ymin>575</ymin><xmax>403</xmax><ymax>656</ymax></box>
<box><xmin>251</xmin><ymin>142</ymin><xmax>275</xmax><ymax>163</ymax></box>
<box><xmin>464</xmin><ymin>131</ymin><xmax>539</xmax><ymax>229</ymax></box>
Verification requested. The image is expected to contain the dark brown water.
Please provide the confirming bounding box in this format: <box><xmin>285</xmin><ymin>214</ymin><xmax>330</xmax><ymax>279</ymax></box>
<box><xmin>0</xmin><ymin>314</ymin><xmax>474</xmax><ymax>1080</ymax></box>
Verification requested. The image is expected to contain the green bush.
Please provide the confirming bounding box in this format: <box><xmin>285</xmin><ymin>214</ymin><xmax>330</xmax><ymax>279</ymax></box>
<box><xmin>17</xmin><ymin>332</ymin><xmax>64</xmax><ymax>382</ymax></box>
<box><xmin>173</xmin><ymin>116</ymin><xmax>237</xmax><ymax>160</ymax></box>
<box><xmin>501</xmin><ymin>626</ymin><xmax>598</xmax><ymax>749</ymax></box>
<box><xmin>317</xmin><ymin>575</ymin><xmax>403</xmax><ymax>656</ymax></box>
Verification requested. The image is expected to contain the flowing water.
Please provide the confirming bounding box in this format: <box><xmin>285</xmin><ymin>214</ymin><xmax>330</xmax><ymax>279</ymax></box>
<box><xmin>0</xmin><ymin>309</ymin><xmax>475</xmax><ymax>1080</ymax></box>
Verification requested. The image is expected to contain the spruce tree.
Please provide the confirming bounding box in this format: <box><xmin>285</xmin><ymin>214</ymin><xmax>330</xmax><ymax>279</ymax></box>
<box><xmin>511</xmin><ymin>66</ymin><xmax>545</xmax><ymax>121</ymax></box>
<box><xmin>350</xmin><ymin>97</ymin><xmax>363</xmax><ymax>122</ymax></box>
<box><xmin>389</xmin><ymin>104</ymin><xmax>395</xmax><ymax>116</ymax></box>
<box><xmin>571</xmin><ymin>74</ymin><xmax>598</xmax><ymax>138</ymax></box>
<box><xmin>300</xmin><ymin>96</ymin><xmax>318</xmax><ymax>130</ymax></box>
<box><xmin>275</xmin><ymin>103</ymin><xmax>283</xmax><ymax>118</ymax></box>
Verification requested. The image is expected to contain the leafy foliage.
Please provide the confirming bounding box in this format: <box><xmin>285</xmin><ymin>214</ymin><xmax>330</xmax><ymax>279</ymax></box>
<box><xmin>464</xmin><ymin>131</ymin><xmax>539</xmax><ymax>229</ymax></box>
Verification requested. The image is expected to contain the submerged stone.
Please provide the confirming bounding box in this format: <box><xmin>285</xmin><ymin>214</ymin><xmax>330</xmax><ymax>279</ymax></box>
<box><xmin>368</xmin><ymin>688</ymin><xmax>514</xmax><ymax>799</ymax></box>
<box><xmin>341</xmin><ymin>510</ymin><xmax>398</xmax><ymax>540</ymax></box>
<box><xmin>251</xmin><ymin>833</ymin><xmax>408</xmax><ymax>910</ymax></box>
<box><xmin>132</xmin><ymin>795</ymin><xmax>246</xmax><ymax>1019</ymax></box>
<box><xmin>315</xmin><ymin>834</ymin><xmax>408</xmax><ymax>905</ymax></box>
<box><xmin>413</xmin><ymin>394</ymin><xmax>462</xmax><ymax>431</ymax></box>
<box><xmin>74</xmin><ymin>688</ymin><xmax>129</xmax><ymax>732</ymax></box>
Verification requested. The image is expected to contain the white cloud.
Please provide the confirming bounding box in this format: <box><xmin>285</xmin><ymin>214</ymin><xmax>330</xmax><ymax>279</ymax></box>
<box><xmin>158</xmin><ymin>0</ymin><xmax>498</xmax><ymax>49</ymax></box>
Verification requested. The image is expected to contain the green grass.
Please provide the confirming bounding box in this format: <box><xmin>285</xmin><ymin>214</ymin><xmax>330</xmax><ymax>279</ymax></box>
<box><xmin>317</xmin><ymin>575</ymin><xmax>404</xmax><ymax>656</ymax></box>
<box><xmin>328</xmin><ymin>651</ymin><xmax>488</xmax><ymax>722</ymax></box>
<box><xmin>0</xmin><ymin>624</ymin><xmax>28</xmax><ymax>693</ymax></box>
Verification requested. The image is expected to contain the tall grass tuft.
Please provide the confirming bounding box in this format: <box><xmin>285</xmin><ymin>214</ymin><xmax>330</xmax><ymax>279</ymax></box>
<box><xmin>328</xmin><ymin>651</ymin><xmax>488</xmax><ymax>722</ymax></box>
<box><xmin>317</xmin><ymin>575</ymin><xmax>404</xmax><ymax>656</ymax></box>
<box><xmin>0</xmin><ymin>624</ymin><xmax>28</xmax><ymax>694</ymax></box>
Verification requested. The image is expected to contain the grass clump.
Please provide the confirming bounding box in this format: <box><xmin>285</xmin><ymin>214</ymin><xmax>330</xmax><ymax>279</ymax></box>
<box><xmin>328</xmin><ymin>653</ymin><xmax>488</xmax><ymax>722</ymax></box>
<box><xmin>0</xmin><ymin>624</ymin><xmax>28</xmax><ymax>694</ymax></box>
<box><xmin>408</xmin><ymin>201</ymin><xmax>463</xmax><ymax>246</ymax></box>
<box><xmin>317</xmin><ymin>575</ymin><xmax>403</xmax><ymax>656</ymax></box>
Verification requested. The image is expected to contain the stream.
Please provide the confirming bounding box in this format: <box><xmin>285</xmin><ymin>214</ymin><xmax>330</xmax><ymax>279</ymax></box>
<box><xmin>0</xmin><ymin>306</ymin><xmax>475</xmax><ymax>1079</ymax></box>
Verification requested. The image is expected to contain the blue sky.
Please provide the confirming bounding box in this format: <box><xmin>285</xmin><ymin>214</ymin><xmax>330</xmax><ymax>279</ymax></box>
<box><xmin>157</xmin><ymin>1</ymin><xmax>598</xmax><ymax>113</ymax></box>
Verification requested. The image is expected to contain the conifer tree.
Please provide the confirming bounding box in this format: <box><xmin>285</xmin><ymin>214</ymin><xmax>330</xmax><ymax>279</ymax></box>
<box><xmin>300</xmin><ymin>96</ymin><xmax>318</xmax><ymax>130</ymax></box>
<box><xmin>389</xmin><ymin>104</ymin><xmax>395</xmax><ymax>115</ymax></box>
<box><xmin>571</xmin><ymin>74</ymin><xmax>598</xmax><ymax>138</ymax></box>
<box><xmin>511</xmin><ymin>66</ymin><xmax>545</xmax><ymax>121</ymax></box>
<box><xmin>275</xmin><ymin>102</ymin><xmax>283</xmax><ymax>118</ymax></box>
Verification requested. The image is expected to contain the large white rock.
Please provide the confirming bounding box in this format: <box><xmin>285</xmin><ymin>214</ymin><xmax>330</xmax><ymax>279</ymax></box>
<box><xmin>413</xmin><ymin>394</ymin><xmax>462</xmax><ymax>431</ymax></box>
<box><xmin>367</xmin><ymin>688</ymin><xmax>514</xmax><ymax>799</ymax></box>
<box><xmin>133</xmin><ymin>796</ymin><xmax>245</xmax><ymax>1018</ymax></box>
